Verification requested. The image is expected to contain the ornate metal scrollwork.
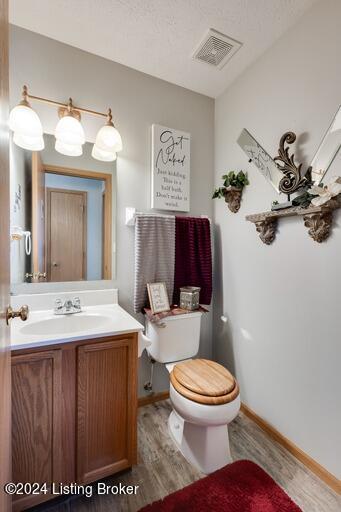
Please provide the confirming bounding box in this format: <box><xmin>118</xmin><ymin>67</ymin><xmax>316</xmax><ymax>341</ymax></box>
<box><xmin>274</xmin><ymin>132</ymin><xmax>312</xmax><ymax>198</ymax></box>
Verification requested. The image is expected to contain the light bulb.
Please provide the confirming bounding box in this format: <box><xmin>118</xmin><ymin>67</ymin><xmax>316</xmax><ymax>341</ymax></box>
<box><xmin>55</xmin><ymin>114</ymin><xmax>85</xmax><ymax>146</ymax></box>
<box><xmin>9</xmin><ymin>104</ymin><xmax>43</xmax><ymax>137</ymax></box>
<box><xmin>92</xmin><ymin>144</ymin><xmax>117</xmax><ymax>162</ymax></box>
<box><xmin>95</xmin><ymin>124</ymin><xmax>122</xmax><ymax>152</ymax></box>
<box><xmin>13</xmin><ymin>132</ymin><xmax>44</xmax><ymax>151</ymax></box>
<box><xmin>55</xmin><ymin>139</ymin><xmax>82</xmax><ymax>157</ymax></box>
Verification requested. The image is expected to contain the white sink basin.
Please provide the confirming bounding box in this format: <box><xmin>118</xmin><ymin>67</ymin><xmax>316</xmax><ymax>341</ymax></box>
<box><xmin>20</xmin><ymin>313</ymin><xmax>114</xmax><ymax>336</ymax></box>
<box><xmin>11</xmin><ymin>303</ymin><xmax>148</xmax><ymax>355</ymax></box>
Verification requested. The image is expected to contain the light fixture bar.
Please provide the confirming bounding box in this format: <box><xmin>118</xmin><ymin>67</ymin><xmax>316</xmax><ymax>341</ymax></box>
<box><xmin>23</xmin><ymin>85</ymin><xmax>108</xmax><ymax>119</ymax></box>
<box><xmin>10</xmin><ymin>86</ymin><xmax>122</xmax><ymax>160</ymax></box>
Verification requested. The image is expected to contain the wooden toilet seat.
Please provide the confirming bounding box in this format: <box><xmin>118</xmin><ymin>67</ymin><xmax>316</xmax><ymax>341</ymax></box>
<box><xmin>170</xmin><ymin>359</ymin><xmax>239</xmax><ymax>405</ymax></box>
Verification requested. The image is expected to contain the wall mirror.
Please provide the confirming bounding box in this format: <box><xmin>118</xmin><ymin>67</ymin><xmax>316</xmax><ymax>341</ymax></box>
<box><xmin>10</xmin><ymin>134</ymin><xmax>116</xmax><ymax>286</ymax></box>
<box><xmin>310</xmin><ymin>105</ymin><xmax>341</xmax><ymax>184</ymax></box>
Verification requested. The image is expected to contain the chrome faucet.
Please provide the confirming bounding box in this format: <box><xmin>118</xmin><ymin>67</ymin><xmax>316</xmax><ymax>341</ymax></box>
<box><xmin>54</xmin><ymin>297</ymin><xmax>82</xmax><ymax>315</ymax></box>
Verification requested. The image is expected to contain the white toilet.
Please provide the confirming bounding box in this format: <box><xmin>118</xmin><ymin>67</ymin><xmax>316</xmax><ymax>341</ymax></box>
<box><xmin>146</xmin><ymin>311</ymin><xmax>240</xmax><ymax>474</ymax></box>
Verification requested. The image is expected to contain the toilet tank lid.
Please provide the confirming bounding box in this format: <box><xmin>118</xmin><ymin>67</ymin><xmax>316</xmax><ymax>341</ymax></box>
<box><xmin>165</xmin><ymin>359</ymin><xmax>192</xmax><ymax>373</ymax></box>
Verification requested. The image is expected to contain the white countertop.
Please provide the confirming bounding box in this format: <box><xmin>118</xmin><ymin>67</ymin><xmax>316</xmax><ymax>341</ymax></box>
<box><xmin>11</xmin><ymin>303</ymin><xmax>144</xmax><ymax>351</ymax></box>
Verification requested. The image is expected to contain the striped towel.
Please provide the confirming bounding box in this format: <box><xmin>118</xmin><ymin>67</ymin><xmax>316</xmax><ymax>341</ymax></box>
<box><xmin>134</xmin><ymin>214</ymin><xmax>175</xmax><ymax>313</ymax></box>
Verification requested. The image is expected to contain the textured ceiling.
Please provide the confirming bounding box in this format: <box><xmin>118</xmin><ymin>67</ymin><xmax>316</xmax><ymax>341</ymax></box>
<box><xmin>10</xmin><ymin>0</ymin><xmax>317</xmax><ymax>98</ymax></box>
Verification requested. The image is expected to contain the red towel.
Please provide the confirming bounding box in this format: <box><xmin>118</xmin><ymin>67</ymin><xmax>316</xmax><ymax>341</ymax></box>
<box><xmin>173</xmin><ymin>217</ymin><xmax>212</xmax><ymax>305</ymax></box>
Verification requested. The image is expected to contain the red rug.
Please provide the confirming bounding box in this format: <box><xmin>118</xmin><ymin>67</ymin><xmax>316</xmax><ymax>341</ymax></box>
<box><xmin>139</xmin><ymin>460</ymin><xmax>302</xmax><ymax>512</ymax></box>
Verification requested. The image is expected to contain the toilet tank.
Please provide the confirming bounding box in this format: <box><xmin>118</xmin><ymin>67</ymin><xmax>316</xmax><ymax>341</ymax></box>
<box><xmin>145</xmin><ymin>311</ymin><xmax>202</xmax><ymax>363</ymax></box>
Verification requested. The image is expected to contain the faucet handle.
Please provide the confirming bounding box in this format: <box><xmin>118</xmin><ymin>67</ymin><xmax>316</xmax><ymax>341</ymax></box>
<box><xmin>54</xmin><ymin>298</ymin><xmax>63</xmax><ymax>310</ymax></box>
<box><xmin>73</xmin><ymin>297</ymin><xmax>81</xmax><ymax>310</ymax></box>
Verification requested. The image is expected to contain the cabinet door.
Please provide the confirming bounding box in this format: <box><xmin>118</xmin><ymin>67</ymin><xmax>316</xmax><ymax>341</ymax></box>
<box><xmin>77</xmin><ymin>335</ymin><xmax>137</xmax><ymax>484</ymax></box>
<box><xmin>12</xmin><ymin>350</ymin><xmax>62</xmax><ymax>511</ymax></box>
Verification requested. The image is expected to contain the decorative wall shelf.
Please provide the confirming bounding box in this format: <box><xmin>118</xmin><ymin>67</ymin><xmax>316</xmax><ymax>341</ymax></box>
<box><xmin>246</xmin><ymin>196</ymin><xmax>341</xmax><ymax>244</ymax></box>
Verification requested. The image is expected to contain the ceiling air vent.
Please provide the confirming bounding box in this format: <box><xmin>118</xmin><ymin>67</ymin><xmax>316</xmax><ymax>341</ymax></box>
<box><xmin>192</xmin><ymin>29</ymin><xmax>242</xmax><ymax>69</ymax></box>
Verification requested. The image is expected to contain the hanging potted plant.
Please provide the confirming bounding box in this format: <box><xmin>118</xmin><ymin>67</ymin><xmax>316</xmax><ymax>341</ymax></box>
<box><xmin>212</xmin><ymin>171</ymin><xmax>249</xmax><ymax>213</ymax></box>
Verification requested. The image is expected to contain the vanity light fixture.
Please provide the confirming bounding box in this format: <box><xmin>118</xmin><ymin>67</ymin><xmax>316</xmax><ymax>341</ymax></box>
<box><xmin>93</xmin><ymin>108</ymin><xmax>122</xmax><ymax>154</ymax></box>
<box><xmin>92</xmin><ymin>144</ymin><xmax>117</xmax><ymax>162</ymax></box>
<box><xmin>55</xmin><ymin>139</ymin><xmax>83</xmax><ymax>157</ymax></box>
<box><xmin>9</xmin><ymin>85</ymin><xmax>123</xmax><ymax>161</ymax></box>
<box><xmin>9</xmin><ymin>85</ymin><xmax>44</xmax><ymax>150</ymax></box>
<box><xmin>54</xmin><ymin>98</ymin><xmax>85</xmax><ymax>156</ymax></box>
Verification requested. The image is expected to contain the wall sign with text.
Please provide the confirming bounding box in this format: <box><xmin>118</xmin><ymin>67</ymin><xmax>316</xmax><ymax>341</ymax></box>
<box><xmin>151</xmin><ymin>124</ymin><xmax>190</xmax><ymax>211</ymax></box>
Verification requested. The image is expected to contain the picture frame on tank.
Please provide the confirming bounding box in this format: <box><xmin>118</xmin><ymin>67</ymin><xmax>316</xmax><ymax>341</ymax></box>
<box><xmin>147</xmin><ymin>282</ymin><xmax>170</xmax><ymax>314</ymax></box>
<box><xmin>151</xmin><ymin>124</ymin><xmax>190</xmax><ymax>212</ymax></box>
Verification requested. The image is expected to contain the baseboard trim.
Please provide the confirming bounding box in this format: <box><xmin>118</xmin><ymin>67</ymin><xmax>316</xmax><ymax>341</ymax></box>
<box><xmin>240</xmin><ymin>403</ymin><xmax>341</xmax><ymax>495</ymax></box>
<box><xmin>138</xmin><ymin>391</ymin><xmax>170</xmax><ymax>407</ymax></box>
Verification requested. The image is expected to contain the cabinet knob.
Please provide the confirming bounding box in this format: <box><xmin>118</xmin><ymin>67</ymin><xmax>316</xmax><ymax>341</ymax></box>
<box><xmin>6</xmin><ymin>305</ymin><xmax>29</xmax><ymax>325</ymax></box>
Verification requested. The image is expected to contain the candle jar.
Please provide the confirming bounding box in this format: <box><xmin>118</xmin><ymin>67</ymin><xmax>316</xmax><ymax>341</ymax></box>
<box><xmin>179</xmin><ymin>286</ymin><xmax>201</xmax><ymax>311</ymax></box>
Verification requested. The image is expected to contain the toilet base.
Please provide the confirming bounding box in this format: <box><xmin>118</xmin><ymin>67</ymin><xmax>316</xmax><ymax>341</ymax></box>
<box><xmin>168</xmin><ymin>410</ymin><xmax>232</xmax><ymax>474</ymax></box>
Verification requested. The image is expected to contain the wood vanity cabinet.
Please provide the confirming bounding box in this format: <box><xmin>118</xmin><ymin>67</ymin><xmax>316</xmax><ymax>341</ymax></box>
<box><xmin>11</xmin><ymin>349</ymin><xmax>63</xmax><ymax>511</ymax></box>
<box><xmin>76</xmin><ymin>337</ymin><xmax>137</xmax><ymax>483</ymax></box>
<box><xmin>11</xmin><ymin>333</ymin><xmax>138</xmax><ymax>511</ymax></box>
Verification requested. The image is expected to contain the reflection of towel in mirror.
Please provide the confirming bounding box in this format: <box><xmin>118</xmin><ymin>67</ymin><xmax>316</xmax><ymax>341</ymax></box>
<box><xmin>134</xmin><ymin>215</ymin><xmax>175</xmax><ymax>313</ymax></box>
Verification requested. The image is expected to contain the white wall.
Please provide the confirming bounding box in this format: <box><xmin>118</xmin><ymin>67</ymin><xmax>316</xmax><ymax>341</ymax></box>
<box><xmin>214</xmin><ymin>0</ymin><xmax>341</xmax><ymax>478</ymax></box>
<box><xmin>9</xmin><ymin>25</ymin><xmax>215</xmax><ymax>396</ymax></box>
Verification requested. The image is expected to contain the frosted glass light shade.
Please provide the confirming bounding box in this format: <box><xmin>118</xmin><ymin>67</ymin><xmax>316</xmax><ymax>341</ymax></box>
<box><xmin>13</xmin><ymin>132</ymin><xmax>44</xmax><ymax>151</ymax></box>
<box><xmin>92</xmin><ymin>144</ymin><xmax>117</xmax><ymax>162</ymax></box>
<box><xmin>55</xmin><ymin>139</ymin><xmax>82</xmax><ymax>157</ymax></box>
<box><xmin>95</xmin><ymin>124</ymin><xmax>122</xmax><ymax>152</ymax></box>
<box><xmin>9</xmin><ymin>104</ymin><xmax>43</xmax><ymax>137</ymax></box>
<box><xmin>55</xmin><ymin>114</ymin><xmax>85</xmax><ymax>145</ymax></box>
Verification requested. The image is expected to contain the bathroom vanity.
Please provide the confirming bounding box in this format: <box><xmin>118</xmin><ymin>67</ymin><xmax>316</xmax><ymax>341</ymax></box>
<box><xmin>10</xmin><ymin>291</ymin><xmax>144</xmax><ymax>511</ymax></box>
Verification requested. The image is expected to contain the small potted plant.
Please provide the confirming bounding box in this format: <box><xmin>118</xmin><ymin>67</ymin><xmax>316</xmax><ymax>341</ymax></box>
<box><xmin>212</xmin><ymin>171</ymin><xmax>249</xmax><ymax>213</ymax></box>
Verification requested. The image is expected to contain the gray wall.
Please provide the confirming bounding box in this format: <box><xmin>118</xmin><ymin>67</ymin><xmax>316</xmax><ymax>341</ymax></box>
<box><xmin>9</xmin><ymin>25</ymin><xmax>215</xmax><ymax>397</ymax></box>
<box><xmin>214</xmin><ymin>0</ymin><xmax>341</xmax><ymax>478</ymax></box>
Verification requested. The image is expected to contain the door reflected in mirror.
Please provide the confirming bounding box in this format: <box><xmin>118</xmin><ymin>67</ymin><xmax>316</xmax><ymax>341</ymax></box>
<box><xmin>10</xmin><ymin>134</ymin><xmax>115</xmax><ymax>285</ymax></box>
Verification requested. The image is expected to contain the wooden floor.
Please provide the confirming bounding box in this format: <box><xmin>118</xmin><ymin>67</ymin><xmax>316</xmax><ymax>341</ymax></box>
<box><xmin>30</xmin><ymin>400</ymin><xmax>340</xmax><ymax>512</ymax></box>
